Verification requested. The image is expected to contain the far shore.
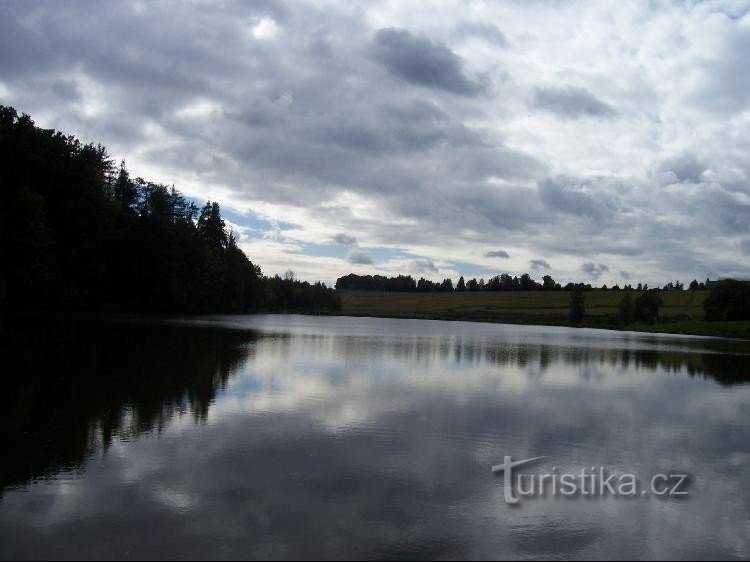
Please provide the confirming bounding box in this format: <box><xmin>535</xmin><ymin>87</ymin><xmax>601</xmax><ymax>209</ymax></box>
<box><xmin>336</xmin><ymin>290</ymin><xmax>750</xmax><ymax>340</ymax></box>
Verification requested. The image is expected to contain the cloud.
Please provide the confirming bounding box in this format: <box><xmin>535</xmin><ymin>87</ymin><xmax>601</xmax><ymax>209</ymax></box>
<box><xmin>484</xmin><ymin>250</ymin><xmax>510</xmax><ymax>258</ymax></box>
<box><xmin>2</xmin><ymin>1</ymin><xmax>749</xmax><ymax>285</ymax></box>
<box><xmin>581</xmin><ymin>262</ymin><xmax>610</xmax><ymax>280</ymax></box>
<box><xmin>408</xmin><ymin>259</ymin><xmax>439</xmax><ymax>274</ymax></box>
<box><xmin>741</xmin><ymin>240</ymin><xmax>750</xmax><ymax>255</ymax></box>
<box><xmin>532</xmin><ymin>86</ymin><xmax>616</xmax><ymax>119</ymax></box>
<box><xmin>372</xmin><ymin>28</ymin><xmax>486</xmax><ymax>96</ymax></box>
<box><xmin>530</xmin><ymin>259</ymin><xmax>551</xmax><ymax>271</ymax></box>
<box><xmin>332</xmin><ymin>233</ymin><xmax>357</xmax><ymax>246</ymax></box>
<box><xmin>454</xmin><ymin>23</ymin><xmax>508</xmax><ymax>47</ymax></box>
<box><xmin>347</xmin><ymin>249</ymin><xmax>375</xmax><ymax>265</ymax></box>
<box><xmin>656</xmin><ymin>153</ymin><xmax>707</xmax><ymax>184</ymax></box>
<box><xmin>620</xmin><ymin>271</ymin><xmax>632</xmax><ymax>281</ymax></box>
<box><xmin>539</xmin><ymin>176</ymin><xmax>622</xmax><ymax>221</ymax></box>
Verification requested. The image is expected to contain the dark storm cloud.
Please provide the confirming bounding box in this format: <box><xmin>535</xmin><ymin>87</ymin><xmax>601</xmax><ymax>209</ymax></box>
<box><xmin>530</xmin><ymin>259</ymin><xmax>551</xmax><ymax>271</ymax></box>
<box><xmin>532</xmin><ymin>86</ymin><xmax>616</xmax><ymax>119</ymax></box>
<box><xmin>372</xmin><ymin>28</ymin><xmax>487</xmax><ymax>96</ymax></box>
<box><xmin>485</xmin><ymin>250</ymin><xmax>510</xmax><ymax>258</ymax></box>
<box><xmin>581</xmin><ymin>262</ymin><xmax>610</xmax><ymax>280</ymax></box>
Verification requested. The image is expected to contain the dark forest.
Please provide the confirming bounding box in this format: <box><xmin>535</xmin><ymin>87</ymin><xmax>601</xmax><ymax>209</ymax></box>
<box><xmin>0</xmin><ymin>106</ymin><xmax>340</xmax><ymax>317</ymax></box>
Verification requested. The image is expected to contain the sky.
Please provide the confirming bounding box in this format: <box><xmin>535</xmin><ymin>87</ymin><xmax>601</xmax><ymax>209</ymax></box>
<box><xmin>2</xmin><ymin>0</ymin><xmax>750</xmax><ymax>287</ymax></box>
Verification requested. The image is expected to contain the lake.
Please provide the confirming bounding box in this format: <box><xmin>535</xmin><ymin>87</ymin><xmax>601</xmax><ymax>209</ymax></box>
<box><xmin>1</xmin><ymin>315</ymin><xmax>749</xmax><ymax>560</ymax></box>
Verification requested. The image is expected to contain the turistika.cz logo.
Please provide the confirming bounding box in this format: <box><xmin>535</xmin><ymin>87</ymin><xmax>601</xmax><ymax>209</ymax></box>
<box><xmin>491</xmin><ymin>456</ymin><xmax>689</xmax><ymax>505</ymax></box>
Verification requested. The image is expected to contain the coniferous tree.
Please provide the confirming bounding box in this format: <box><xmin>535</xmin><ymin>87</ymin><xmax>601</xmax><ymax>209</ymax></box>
<box><xmin>198</xmin><ymin>201</ymin><xmax>227</xmax><ymax>250</ymax></box>
<box><xmin>113</xmin><ymin>160</ymin><xmax>139</xmax><ymax>213</ymax></box>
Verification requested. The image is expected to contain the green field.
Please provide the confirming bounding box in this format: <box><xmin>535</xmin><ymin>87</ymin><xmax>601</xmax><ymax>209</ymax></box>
<box><xmin>338</xmin><ymin>290</ymin><xmax>750</xmax><ymax>339</ymax></box>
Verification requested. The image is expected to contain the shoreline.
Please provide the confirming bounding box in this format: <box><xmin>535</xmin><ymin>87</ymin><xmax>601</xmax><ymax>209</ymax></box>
<box><xmin>329</xmin><ymin>310</ymin><xmax>750</xmax><ymax>341</ymax></box>
<box><xmin>4</xmin><ymin>307</ymin><xmax>750</xmax><ymax>341</ymax></box>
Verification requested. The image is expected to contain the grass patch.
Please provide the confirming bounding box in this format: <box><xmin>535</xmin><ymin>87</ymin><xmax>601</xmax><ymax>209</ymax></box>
<box><xmin>337</xmin><ymin>290</ymin><xmax>750</xmax><ymax>339</ymax></box>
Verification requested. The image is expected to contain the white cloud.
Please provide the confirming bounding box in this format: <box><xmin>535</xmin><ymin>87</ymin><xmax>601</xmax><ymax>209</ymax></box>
<box><xmin>250</xmin><ymin>17</ymin><xmax>279</xmax><ymax>41</ymax></box>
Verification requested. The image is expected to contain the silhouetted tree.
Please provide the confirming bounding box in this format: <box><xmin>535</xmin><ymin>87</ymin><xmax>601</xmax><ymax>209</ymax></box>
<box><xmin>198</xmin><ymin>201</ymin><xmax>227</xmax><ymax>250</ymax></box>
<box><xmin>112</xmin><ymin>160</ymin><xmax>139</xmax><ymax>213</ymax></box>
<box><xmin>456</xmin><ymin>276</ymin><xmax>466</xmax><ymax>292</ymax></box>
<box><xmin>520</xmin><ymin>273</ymin><xmax>538</xmax><ymax>291</ymax></box>
<box><xmin>704</xmin><ymin>280</ymin><xmax>750</xmax><ymax>321</ymax></box>
<box><xmin>542</xmin><ymin>275</ymin><xmax>559</xmax><ymax>291</ymax></box>
<box><xmin>440</xmin><ymin>278</ymin><xmax>454</xmax><ymax>292</ymax></box>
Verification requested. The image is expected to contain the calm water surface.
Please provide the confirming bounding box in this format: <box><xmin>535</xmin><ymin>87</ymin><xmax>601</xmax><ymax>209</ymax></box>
<box><xmin>1</xmin><ymin>315</ymin><xmax>749</xmax><ymax>560</ymax></box>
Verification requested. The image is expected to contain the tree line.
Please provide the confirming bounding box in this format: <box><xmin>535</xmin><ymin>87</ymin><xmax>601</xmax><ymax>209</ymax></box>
<box><xmin>0</xmin><ymin>106</ymin><xmax>340</xmax><ymax>317</ymax></box>
<box><xmin>336</xmin><ymin>273</ymin><xmax>711</xmax><ymax>294</ymax></box>
<box><xmin>337</xmin><ymin>273</ymin><xmax>750</xmax><ymax>325</ymax></box>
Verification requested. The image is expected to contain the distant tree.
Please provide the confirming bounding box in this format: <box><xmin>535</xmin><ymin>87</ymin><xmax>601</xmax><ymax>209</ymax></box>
<box><xmin>440</xmin><ymin>278</ymin><xmax>454</xmax><ymax>292</ymax></box>
<box><xmin>466</xmin><ymin>278</ymin><xmax>479</xmax><ymax>292</ymax></box>
<box><xmin>542</xmin><ymin>275</ymin><xmax>559</xmax><ymax>291</ymax></box>
<box><xmin>499</xmin><ymin>273</ymin><xmax>514</xmax><ymax>291</ymax></box>
<box><xmin>456</xmin><ymin>276</ymin><xmax>466</xmax><ymax>292</ymax></box>
<box><xmin>569</xmin><ymin>286</ymin><xmax>586</xmax><ymax>324</ymax></box>
<box><xmin>486</xmin><ymin>275</ymin><xmax>501</xmax><ymax>291</ymax></box>
<box><xmin>520</xmin><ymin>273</ymin><xmax>538</xmax><ymax>291</ymax></box>
<box><xmin>634</xmin><ymin>292</ymin><xmax>663</xmax><ymax>324</ymax></box>
<box><xmin>389</xmin><ymin>275</ymin><xmax>416</xmax><ymax>292</ymax></box>
<box><xmin>619</xmin><ymin>291</ymin><xmax>634</xmax><ymax>325</ymax></box>
<box><xmin>689</xmin><ymin>279</ymin><xmax>700</xmax><ymax>291</ymax></box>
<box><xmin>704</xmin><ymin>280</ymin><xmax>750</xmax><ymax>321</ymax></box>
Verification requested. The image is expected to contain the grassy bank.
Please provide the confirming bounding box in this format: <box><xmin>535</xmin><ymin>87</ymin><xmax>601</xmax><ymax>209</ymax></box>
<box><xmin>338</xmin><ymin>290</ymin><xmax>750</xmax><ymax>339</ymax></box>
